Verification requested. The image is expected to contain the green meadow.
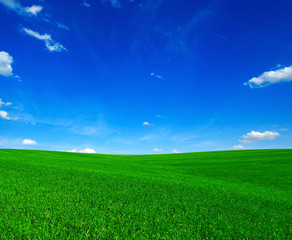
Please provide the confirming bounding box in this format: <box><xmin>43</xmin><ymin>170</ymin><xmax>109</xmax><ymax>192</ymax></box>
<box><xmin>0</xmin><ymin>149</ymin><xmax>291</xmax><ymax>239</ymax></box>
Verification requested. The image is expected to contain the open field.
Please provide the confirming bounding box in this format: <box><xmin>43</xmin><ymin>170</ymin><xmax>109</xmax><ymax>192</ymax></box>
<box><xmin>0</xmin><ymin>149</ymin><xmax>291</xmax><ymax>239</ymax></box>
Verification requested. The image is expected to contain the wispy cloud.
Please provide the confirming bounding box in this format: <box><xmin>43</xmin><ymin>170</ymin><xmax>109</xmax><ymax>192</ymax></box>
<box><xmin>143</xmin><ymin>121</ymin><xmax>152</xmax><ymax>126</ymax></box>
<box><xmin>57</xmin><ymin>23</ymin><xmax>70</xmax><ymax>31</ymax></box>
<box><xmin>171</xmin><ymin>134</ymin><xmax>196</xmax><ymax>143</ymax></box>
<box><xmin>0</xmin><ymin>99</ymin><xmax>12</xmax><ymax>107</ymax></box>
<box><xmin>140</xmin><ymin>135</ymin><xmax>152</xmax><ymax>140</ymax></box>
<box><xmin>150</xmin><ymin>72</ymin><xmax>164</xmax><ymax>80</ymax></box>
<box><xmin>101</xmin><ymin>0</ymin><xmax>121</xmax><ymax>8</ymax></box>
<box><xmin>0</xmin><ymin>51</ymin><xmax>14</xmax><ymax>77</ymax></box>
<box><xmin>153</xmin><ymin>148</ymin><xmax>163</xmax><ymax>152</ymax></box>
<box><xmin>239</xmin><ymin>130</ymin><xmax>280</xmax><ymax>144</ymax></box>
<box><xmin>82</xmin><ymin>0</ymin><xmax>91</xmax><ymax>7</ymax></box>
<box><xmin>22</xmin><ymin>139</ymin><xmax>37</xmax><ymax>145</ymax></box>
<box><xmin>0</xmin><ymin>0</ymin><xmax>43</xmax><ymax>16</ymax></box>
<box><xmin>244</xmin><ymin>65</ymin><xmax>292</xmax><ymax>88</ymax></box>
<box><xmin>21</xmin><ymin>27</ymin><xmax>67</xmax><ymax>52</ymax></box>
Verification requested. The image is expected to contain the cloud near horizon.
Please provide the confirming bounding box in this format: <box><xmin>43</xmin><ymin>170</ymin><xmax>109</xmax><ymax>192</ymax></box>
<box><xmin>153</xmin><ymin>148</ymin><xmax>163</xmax><ymax>152</ymax></box>
<box><xmin>233</xmin><ymin>144</ymin><xmax>245</xmax><ymax>149</ymax></box>
<box><xmin>69</xmin><ymin>148</ymin><xmax>96</xmax><ymax>153</ymax></box>
<box><xmin>22</xmin><ymin>27</ymin><xmax>67</xmax><ymax>52</ymax></box>
<box><xmin>22</xmin><ymin>139</ymin><xmax>37</xmax><ymax>145</ymax></box>
<box><xmin>244</xmin><ymin>65</ymin><xmax>292</xmax><ymax>88</ymax></box>
<box><xmin>239</xmin><ymin>130</ymin><xmax>280</xmax><ymax>144</ymax></box>
<box><xmin>172</xmin><ymin>149</ymin><xmax>182</xmax><ymax>153</ymax></box>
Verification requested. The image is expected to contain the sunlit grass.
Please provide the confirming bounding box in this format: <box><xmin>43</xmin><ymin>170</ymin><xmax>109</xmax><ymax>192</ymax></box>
<box><xmin>0</xmin><ymin>149</ymin><xmax>291</xmax><ymax>239</ymax></box>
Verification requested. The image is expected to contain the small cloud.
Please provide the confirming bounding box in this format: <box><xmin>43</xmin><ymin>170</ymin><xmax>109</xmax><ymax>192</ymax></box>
<box><xmin>0</xmin><ymin>51</ymin><xmax>14</xmax><ymax>77</ymax></box>
<box><xmin>22</xmin><ymin>139</ymin><xmax>37</xmax><ymax>145</ymax></box>
<box><xmin>0</xmin><ymin>110</ymin><xmax>10</xmax><ymax>120</ymax></box>
<box><xmin>0</xmin><ymin>98</ymin><xmax>12</xmax><ymax>107</ymax></box>
<box><xmin>21</xmin><ymin>27</ymin><xmax>67</xmax><ymax>52</ymax></box>
<box><xmin>82</xmin><ymin>0</ymin><xmax>91</xmax><ymax>7</ymax></box>
<box><xmin>153</xmin><ymin>148</ymin><xmax>163</xmax><ymax>152</ymax></box>
<box><xmin>239</xmin><ymin>130</ymin><xmax>280</xmax><ymax>144</ymax></box>
<box><xmin>68</xmin><ymin>149</ymin><xmax>77</xmax><ymax>152</ymax></box>
<box><xmin>233</xmin><ymin>145</ymin><xmax>245</xmax><ymax>150</ymax></box>
<box><xmin>101</xmin><ymin>0</ymin><xmax>121</xmax><ymax>8</ymax></box>
<box><xmin>172</xmin><ymin>149</ymin><xmax>182</xmax><ymax>153</ymax></box>
<box><xmin>279</xmin><ymin>128</ymin><xmax>288</xmax><ymax>132</ymax></box>
<box><xmin>0</xmin><ymin>110</ymin><xmax>17</xmax><ymax>120</ymax></box>
<box><xmin>80</xmin><ymin>148</ymin><xmax>96</xmax><ymax>153</ymax></box>
<box><xmin>244</xmin><ymin>65</ymin><xmax>292</xmax><ymax>88</ymax></box>
<box><xmin>57</xmin><ymin>22</ymin><xmax>70</xmax><ymax>30</ymax></box>
<box><xmin>24</xmin><ymin>5</ymin><xmax>43</xmax><ymax>16</ymax></box>
<box><xmin>143</xmin><ymin>122</ymin><xmax>152</xmax><ymax>126</ymax></box>
<box><xmin>69</xmin><ymin>148</ymin><xmax>96</xmax><ymax>154</ymax></box>
<box><xmin>0</xmin><ymin>0</ymin><xmax>43</xmax><ymax>16</ymax></box>
<box><xmin>150</xmin><ymin>72</ymin><xmax>164</xmax><ymax>80</ymax></box>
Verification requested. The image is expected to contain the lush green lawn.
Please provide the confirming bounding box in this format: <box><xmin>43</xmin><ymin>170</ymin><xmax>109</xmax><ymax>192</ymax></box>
<box><xmin>0</xmin><ymin>149</ymin><xmax>291</xmax><ymax>239</ymax></box>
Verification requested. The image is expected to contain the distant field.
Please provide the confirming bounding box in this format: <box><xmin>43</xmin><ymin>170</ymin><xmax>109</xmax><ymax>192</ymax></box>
<box><xmin>0</xmin><ymin>149</ymin><xmax>291</xmax><ymax>239</ymax></box>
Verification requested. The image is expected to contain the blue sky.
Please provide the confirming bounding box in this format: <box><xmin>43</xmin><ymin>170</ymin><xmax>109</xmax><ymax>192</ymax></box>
<box><xmin>0</xmin><ymin>0</ymin><xmax>291</xmax><ymax>154</ymax></box>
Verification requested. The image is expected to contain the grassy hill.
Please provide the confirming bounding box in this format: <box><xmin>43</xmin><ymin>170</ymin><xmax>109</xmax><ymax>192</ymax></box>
<box><xmin>0</xmin><ymin>149</ymin><xmax>291</xmax><ymax>239</ymax></box>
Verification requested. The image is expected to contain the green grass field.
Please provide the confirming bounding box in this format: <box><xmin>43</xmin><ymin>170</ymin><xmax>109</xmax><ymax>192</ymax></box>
<box><xmin>0</xmin><ymin>149</ymin><xmax>291</xmax><ymax>239</ymax></box>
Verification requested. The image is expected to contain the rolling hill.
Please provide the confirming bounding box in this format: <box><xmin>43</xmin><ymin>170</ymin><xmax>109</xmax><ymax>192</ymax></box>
<box><xmin>0</xmin><ymin>149</ymin><xmax>291</xmax><ymax>239</ymax></box>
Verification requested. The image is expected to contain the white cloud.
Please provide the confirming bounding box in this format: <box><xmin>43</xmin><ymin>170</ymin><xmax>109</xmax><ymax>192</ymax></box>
<box><xmin>80</xmin><ymin>148</ymin><xmax>96</xmax><ymax>153</ymax></box>
<box><xmin>143</xmin><ymin>122</ymin><xmax>152</xmax><ymax>126</ymax></box>
<box><xmin>239</xmin><ymin>130</ymin><xmax>280</xmax><ymax>144</ymax></box>
<box><xmin>22</xmin><ymin>27</ymin><xmax>67</xmax><ymax>52</ymax></box>
<box><xmin>22</xmin><ymin>139</ymin><xmax>37</xmax><ymax>145</ymax></box>
<box><xmin>0</xmin><ymin>110</ymin><xmax>17</xmax><ymax>120</ymax></box>
<box><xmin>244</xmin><ymin>65</ymin><xmax>292</xmax><ymax>88</ymax></box>
<box><xmin>0</xmin><ymin>0</ymin><xmax>43</xmax><ymax>16</ymax></box>
<box><xmin>0</xmin><ymin>99</ymin><xmax>12</xmax><ymax>107</ymax></box>
<box><xmin>101</xmin><ymin>0</ymin><xmax>121</xmax><ymax>8</ymax></box>
<box><xmin>0</xmin><ymin>51</ymin><xmax>14</xmax><ymax>77</ymax></box>
<box><xmin>24</xmin><ymin>5</ymin><xmax>42</xmax><ymax>15</ymax></box>
<box><xmin>69</xmin><ymin>148</ymin><xmax>96</xmax><ymax>154</ymax></box>
<box><xmin>233</xmin><ymin>145</ymin><xmax>245</xmax><ymax>150</ymax></box>
<box><xmin>153</xmin><ymin>148</ymin><xmax>163</xmax><ymax>152</ymax></box>
<box><xmin>172</xmin><ymin>149</ymin><xmax>182</xmax><ymax>153</ymax></box>
<box><xmin>0</xmin><ymin>110</ymin><xmax>10</xmax><ymax>119</ymax></box>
